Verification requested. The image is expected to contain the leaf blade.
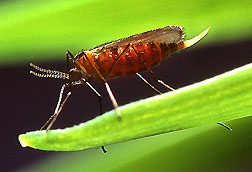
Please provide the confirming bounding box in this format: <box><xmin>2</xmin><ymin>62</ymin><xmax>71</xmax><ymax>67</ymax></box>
<box><xmin>18</xmin><ymin>62</ymin><xmax>252</xmax><ymax>151</ymax></box>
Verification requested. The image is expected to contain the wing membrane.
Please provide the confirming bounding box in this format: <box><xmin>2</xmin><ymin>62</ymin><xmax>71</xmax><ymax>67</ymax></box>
<box><xmin>92</xmin><ymin>25</ymin><xmax>185</xmax><ymax>51</ymax></box>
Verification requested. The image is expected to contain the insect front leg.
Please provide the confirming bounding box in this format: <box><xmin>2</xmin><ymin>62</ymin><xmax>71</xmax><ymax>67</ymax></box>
<box><xmin>40</xmin><ymin>80</ymin><xmax>87</xmax><ymax>131</ymax></box>
<box><xmin>66</xmin><ymin>50</ymin><xmax>75</xmax><ymax>92</ymax></box>
<box><xmin>40</xmin><ymin>83</ymin><xmax>71</xmax><ymax>131</ymax></box>
<box><xmin>40</xmin><ymin>51</ymin><xmax>75</xmax><ymax>131</ymax></box>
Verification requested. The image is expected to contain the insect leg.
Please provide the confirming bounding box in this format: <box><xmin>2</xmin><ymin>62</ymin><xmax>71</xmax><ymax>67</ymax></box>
<box><xmin>81</xmin><ymin>50</ymin><xmax>121</xmax><ymax>120</ymax></box>
<box><xmin>217</xmin><ymin>122</ymin><xmax>232</xmax><ymax>131</ymax></box>
<box><xmin>40</xmin><ymin>83</ymin><xmax>70</xmax><ymax>131</ymax></box>
<box><xmin>40</xmin><ymin>81</ymin><xmax>85</xmax><ymax>131</ymax></box>
<box><xmin>66</xmin><ymin>50</ymin><xmax>102</xmax><ymax>114</ymax></box>
<box><xmin>104</xmin><ymin>44</ymin><xmax>163</xmax><ymax>95</ymax></box>
<box><xmin>66</xmin><ymin>51</ymin><xmax>74</xmax><ymax>92</ymax></box>
<box><xmin>40</xmin><ymin>51</ymin><xmax>75</xmax><ymax>130</ymax></box>
<box><xmin>136</xmin><ymin>73</ymin><xmax>162</xmax><ymax>94</ymax></box>
<box><xmin>85</xmin><ymin>81</ymin><xmax>106</xmax><ymax>153</ymax></box>
<box><xmin>45</xmin><ymin>86</ymin><xmax>71</xmax><ymax>131</ymax></box>
<box><xmin>131</xmin><ymin>45</ymin><xmax>175</xmax><ymax>91</ymax></box>
<box><xmin>67</xmin><ymin>50</ymin><xmax>107</xmax><ymax>151</ymax></box>
<box><xmin>104</xmin><ymin>81</ymin><xmax>121</xmax><ymax>120</ymax></box>
<box><xmin>85</xmin><ymin>81</ymin><xmax>103</xmax><ymax>115</ymax></box>
<box><xmin>101</xmin><ymin>146</ymin><xmax>107</xmax><ymax>153</ymax></box>
<box><xmin>81</xmin><ymin>80</ymin><xmax>107</xmax><ymax>153</ymax></box>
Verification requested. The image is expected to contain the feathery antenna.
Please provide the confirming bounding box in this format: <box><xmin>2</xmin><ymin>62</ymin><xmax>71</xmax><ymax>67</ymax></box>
<box><xmin>29</xmin><ymin>63</ymin><xmax>69</xmax><ymax>80</ymax></box>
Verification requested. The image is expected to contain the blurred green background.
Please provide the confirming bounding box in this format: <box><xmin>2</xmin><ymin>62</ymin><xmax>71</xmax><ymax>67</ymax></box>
<box><xmin>1</xmin><ymin>0</ymin><xmax>251</xmax><ymax>65</ymax></box>
<box><xmin>0</xmin><ymin>0</ymin><xmax>252</xmax><ymax>171</ymax></box>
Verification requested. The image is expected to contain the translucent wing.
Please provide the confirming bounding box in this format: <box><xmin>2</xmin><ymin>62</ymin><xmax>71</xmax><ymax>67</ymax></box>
<box><xmin>92</xmin><ymin>25</ymin><xmax>185</xmax><ymax>51</ymax></box>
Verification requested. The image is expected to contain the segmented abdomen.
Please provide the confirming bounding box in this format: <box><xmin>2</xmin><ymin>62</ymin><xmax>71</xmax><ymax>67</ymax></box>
<box><xmin>77</xmin><ymin>41</ymin><xmax>179</xmax><ymax>80</ymax></box>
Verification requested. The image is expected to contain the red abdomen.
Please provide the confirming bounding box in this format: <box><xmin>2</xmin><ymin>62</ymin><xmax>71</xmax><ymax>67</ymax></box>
<box><xmin>76</xmin><ymin>41</ymin><xmax>180</xmax><ymax>80</ymax></box>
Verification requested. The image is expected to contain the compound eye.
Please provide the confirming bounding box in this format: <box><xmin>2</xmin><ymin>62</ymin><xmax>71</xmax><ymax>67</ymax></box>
<box><xmin>69</xmin><ymin>68</ymin><xmax>83</xmax><ymax>80</ymax></box>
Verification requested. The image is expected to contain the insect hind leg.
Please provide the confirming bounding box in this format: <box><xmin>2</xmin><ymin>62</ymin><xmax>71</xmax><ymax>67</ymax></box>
<box><xmin>136</xmin><ymin>73</ymin><xmax>162</xmax><ymax>94</ymax></box>
<box><xmin>130</xmin><ymin>45</ymin><xmax>175</xmax><ymax>91</ymax></box>
<box><xmin>217</xmin><ymin>122</ymin><xmax>232</xmax><ymax>131</ymax></box>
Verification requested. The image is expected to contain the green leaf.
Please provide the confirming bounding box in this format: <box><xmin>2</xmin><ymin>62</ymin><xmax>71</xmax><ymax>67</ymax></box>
<box><xmin>18</xmin><ymin>62</ymin><xmax>252</xmax><ymax>151</ymax></box>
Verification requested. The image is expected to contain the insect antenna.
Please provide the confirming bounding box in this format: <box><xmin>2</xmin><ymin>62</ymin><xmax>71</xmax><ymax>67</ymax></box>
<box><xmin>30</xmin><ymin>63</ymin><xmax>69</xmax><ymax>80</ymax></box>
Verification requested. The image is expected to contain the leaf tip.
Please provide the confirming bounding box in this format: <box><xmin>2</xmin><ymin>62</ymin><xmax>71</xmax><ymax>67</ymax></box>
<box><xmin>18</xmin><ymin>134</ymin><xmax>29</xmax><ymax>148</ymax></box>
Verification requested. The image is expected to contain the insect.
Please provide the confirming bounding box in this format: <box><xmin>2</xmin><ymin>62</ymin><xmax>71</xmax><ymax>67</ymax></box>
<box><xmin>30</xmin><ymin>25</ymin><xmax>210</xmax><ymax>131</ymax></box>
